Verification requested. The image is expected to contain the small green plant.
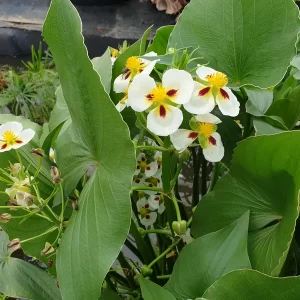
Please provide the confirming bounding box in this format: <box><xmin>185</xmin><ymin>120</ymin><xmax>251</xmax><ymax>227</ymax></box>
<box><xmin>0</xmin><ymin>43</ymin><xmax>59</xmax><ymax>124</ymax></box>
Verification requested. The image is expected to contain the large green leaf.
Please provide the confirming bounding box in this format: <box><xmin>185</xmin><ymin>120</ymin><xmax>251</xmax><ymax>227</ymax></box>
<box><xmin>148</xmin><ymin>25</ymin><xmax>174</xmax><ymax>55</ymax></box>
<box><xmin>0</xmin><ymin>231</ymin><xmax>61</xmax><ymax>300</ymax></box>
<box><xmin>139</xmin><ymin>276</ymin><xmax>176</xmax><ymax>300</ymax></box>
<box><xmin>43</xmin><ymin>1</ymin><xmax>135</xmax><ymax>300</ymax></box>
<box><xmin>245</xmin><ymin>88</ymin><xmax>273</xmax><ymax>116</ymax></box>
<box><xmin>169</xmin><ymin>0</ymin><xmax>299</xmax><ymax>88</ymax></box>
<box><xmin>165</xmin><ymin>212</ymin><xmax>251</xmax><ymax>300</ymax></box>
<box><xmin>203</xmin><ymin>269</ymin><xmax>300</xmax><ymax>300</ymax></box>
<box><xmin>192</xmin><ymin>132</ymin><xmax>300</xmax><ymax>276</ymax></box>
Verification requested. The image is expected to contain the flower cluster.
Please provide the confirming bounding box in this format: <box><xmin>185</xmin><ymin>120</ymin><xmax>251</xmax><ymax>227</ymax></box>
<box><xmin>114</xmin><ymin>54</ymin><xmax>240</xmax><ymax>162</ymax></box>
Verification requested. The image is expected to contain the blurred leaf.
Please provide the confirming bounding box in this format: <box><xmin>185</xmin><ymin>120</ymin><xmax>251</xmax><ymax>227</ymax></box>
<box><xmin>148</xmin><ymin>26</ymin><xmax>174</xmax><ymax>55</ymax></box>
<box><xmin>0</xmin><ymin>231</ymin><xmax>61</xmax><ymax>300</ymax></box>
<box><xmin>192</xmin><ymin>132</ymin><xmax>300</xmax><ymax>276</ymax></box>
<box><xmin>203</xmin><ymin>269</ymin><xmax>300</xmax><ymax>300</ymax></box>
<box><xmin>165</xmin><ymin>212</ymin><xmax>251</xmax><ymax>300</ymax></box>
<box><xmin>169</xmin><ymin>0</ymin><xmax>299</xmax><ymax>88</ymax></box>
<box><xmin>43</xmin><ymin>2</ymin><xmax>135</xmax><ymax>300</ymax></box>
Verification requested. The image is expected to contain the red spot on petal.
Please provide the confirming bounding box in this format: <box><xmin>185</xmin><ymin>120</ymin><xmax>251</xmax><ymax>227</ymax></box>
<box><xmin>159</xmin><ymin>105</ymin><xmax>166</xmax><ymax>118</ymax></box>
<box><xmin>135</xmin><ymin>179</ymin><xmax>140</xmax><ymax>183</ymax></box>
<box><xmin>158</xmin><ymin>165</ymin><xmax>161</xmax><ymax>169</ymax></box>
<box><xmin>15</xmin><ymin>140</ymin><xmax>23</xmax><ymax>144</ymax></box>
<box><xmin>141</xmin><ymin>157</ymin><xmax>145</xmax><ymax>161</ymax></box>
<box><xmin>166</xmin><ymin>89</ymin><xmax>178</xmax><ymax>97</ymax></box>
<box><xmin>124</xmin><ymin>72</ymin><xmax>131</xmax><ymax>80</ymax></box>
<box><xmin>146</xmin><ymin>94</ymin><xmax>154</xmax><ymax>100</ymax></box>
<box><xmin>148</xmin><ymin>183</ymin><xmax>153</xmax><ymax>187</ymax></box>
<box><xmin>1</xmin><ymin>144</ymin><xmax>7</xmax><ymax>150</ymax></box>
<box><xmin>139</xmin><ymin>69</ymin><xmax>143</xmax><ymax>73</ymax></box>
<box><xmin>137</xmin><ymin>166</ymin><xmax>140</xmax><ymax>169</ymax></box>
<box><xmin>188</xmin><ymin>132</ymin><xmax>198</xmax><ymax>139</ymax></box>
<box><xmin>145</xmin><ymin>215</ymin><xmax>150</xmax><ymax>219</ymax></box>
<box><xmin>157</xmin><ymin>179</ymin><xmax>160</xmax><ymax>183</ymax></box>
<box><xmin>220</xmin><ymin>88</ymin><xmax>229</xmax><ymax>99</ymax></box>
<box><xmin>145</xmin><ymin>204</ymin><xmax>150</xmax><ymax>209</ymax></box>
<box><xmin>146</xmin><ymin>166</ymin><xmax>151</xmax><ymax>170</ymax></box>
<box><xmin>209</xmin><ymin>136</ymin><xmax>216</xmax><ymax>145</ymax></box>
<box><xmin>198</xmin><ymin>87</ymin><xmax>210</xmax><ymax>96</ymax></box>
<box><xmin>154</xmin><ymin>197</ymin><xmax>159</xmax><ymax>201</ymax></box>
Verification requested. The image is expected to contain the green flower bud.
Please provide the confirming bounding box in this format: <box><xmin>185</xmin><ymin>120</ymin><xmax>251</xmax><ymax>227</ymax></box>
<box><xmin>31</xmin><ymin>148</ymin><xmax>45</xmax><ymax>158</ymax></box>
<box><xmin>179</xmin><ymin>149</ymin><xmax>190</xmax><ymax>161</ymax></box>
<box><xmin>0</xmin><ymin>213</ymin><xmax>11</xmax><ymax>223</ymax></box>
<box><xmin>141</xmin><ymin>265</ymin><xmax>153</xmax><ymax>276</ymax></box>
<box><xmin>172</xmin><ymin>220</ymin><xmax>187</xmax><ymax>235</ymax></box>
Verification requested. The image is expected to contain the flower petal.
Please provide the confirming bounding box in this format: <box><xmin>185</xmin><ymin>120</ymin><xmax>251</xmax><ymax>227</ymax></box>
<box><xmin>141</xmin><ymin>212</ymin><xmax>157</xmax><ymax>226</ymax></box>
<box><xmin>162</xmin><ymin>69</ymin><xmax>194</xmax><ymax>104</ymax></box>
<box><xmin>202</xmin><ymin>132</ymin><xmax>224</xmax><ymax>162</ymax></box>
<box><xmin>170</xmin><ymin>129</ymin><xmax>197</xmax><ymax>152</ymax></box>
<box><xmin>137</xmin><ymin>198</ymin><xmax>148</xmax><ymax>211</ymax></box>
<box><xmin>137</xmin><ymin>152</ymin><xmax>146</xmax><ymax>161</ymax></box>
<box><xmin>147</xmin><ymin>105</ymin><xmax>183</xmax><ymax>136</ymax></box>
<box><xmin>158</xmin><ymin>203</ymin><xmax>166</xmax><ymax>214</ymax></box>
<box><xmin>0</xmin><ymin>122</ymin><xmax>23</xmax><ymax>138</ymax></box>
<box><xmin>195</xmin><ymin>113</ymin><xmax>222</xmax><ymax>124</ymax></box>
<box><xmin>0</xmin><ymin>142</ymin><xmax>12</xmax><ymax>153</ymax></box>
<box><xmin>113</xmin><ymin>74</ymin><xmax>130</xmax><ymax>93</ymax></box>
<box><xmin>216</xmin><ymin>87</ymin><xmax>240</xmax><ymax>117</ymax></box>
<box><xmin>116</xmin><ymin>101</ymin><xmax>127</xmax><ymax>112</ymax></box>
<box><xmin>183</xmin><ymin>81</ymin><xmax>215</xmax><ymax>114</ymax></box>
<box><xmin>128</xmin><ymin>74</ymin><xmax>156</xmax><ymax>112</ymax></box>
<box><xmin>148</xmin><ymin>194</ymin><xmax>160</xmax><ymax>209</ymax></box>
<box><xmin>196</xmin><ymin>66</ymin><xmax>217</xmax><ymax>81</ymax></box>
<box><xmin>145</xmin><ymin>161</ymin><xmax>158</xmax><ymax>177</ymax></box>
<box><xmin>12</xmin><ymin>129</ymin><xmax>35</xmax><ymax>149</ymax></box>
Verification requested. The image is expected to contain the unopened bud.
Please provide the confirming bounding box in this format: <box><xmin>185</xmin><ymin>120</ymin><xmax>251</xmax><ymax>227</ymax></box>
<box><xmin>50</xmin><ymin>166</ymin><xmax>62</xmax><ymax>184</ymax></box>
<box><xmin>172</xmin><ymin>220</ymin><xmax>187</xmax><ymax>235</ymax></box>
<box><xmin>138</xmin><ymin>191</ymin><xmax>145</xmax><ymax>198</ymax></box>
<box><xmin>141</xmin><ymin>265</ymin><xmax>153</xmax><ymax>276</ymax></box>
<box><xmin>0</xmin><ymin>213</ymin><xmax>11</xmax><ymax>223</ymax></box>
<box><xmin>167</xmin><ymin>47</ymin><xmax>175</xmax><ymax>54</ymax></box>
<box><xmin>31</xmin><ymin>148</ymin><xmax>45</xmax><ymax>158</ymax></box>
<box><xmin>8</xmin><ymin>238</ymin><xmax>21</xmax><ymax>253</ymax></box>
<box><xmin>41</xmin><ymin>242</ymin><xmax>55</xmax><ymax>256</ymax></box>
<box><xmin>9</xmin><ymin>163</ymin><xmax>22</xmax><ymax>177</ymax></box>
<box><xmin>180</xmin><ymin>149</ymin><xmax>190</xmax><ymax>161</ymax></box>
<box><xmin>72</xmin><ymin>200</ymin><xmax>79</xmax><ymax>211</ymax></box>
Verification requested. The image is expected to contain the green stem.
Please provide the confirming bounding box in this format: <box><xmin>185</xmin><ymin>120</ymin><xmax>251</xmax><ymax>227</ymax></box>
<box><xmin>60</xmin><ymin>183</ymin><xmax>65</xmax><ymax>222</ymax></box>
<box><xmin>148</xmin><ymin>237</ymin><xmax>180</xmax><ymax>269</ymax></box>
<box><xmin>171</xmin><ymin>194</ymin><xmax>182</xmax><ymax>222</ymax></box>
<box><xmin>192</xmin><ymin>148</ymin><xmax>201</xmax><ymax>207</ymax></box>
<box><xmin>201</xmin><ymin>152</ymin><xmax>207</xmax><ymax>196</ymax></box>
<box><xmin>0</xmin><ymin>176</ymin><xmax>13</xmax><ymax>184</ymax></box>
<box><xmin>139</xmin><ymin>113</ymin><xmax>164</xmax><ymax>146</ymax></box>
<box><xmin>21</xmin><ymin>226</ymin><xmax>57</xmax><ymax>244</ymax></box>
<box><xmin>131</xmin><ymin>186</ymin><xmax>162</xmax><ymax>192</ymax></box>
<box><xmin>34</xmin><ymin>157</ymin><xmax>42</xmax><ymax>179</ymax></box>
<box><xmin>207</xmin><ymin>162</ymin><xmax>220</xmax><ymax>193</ymax></box>
<box><xmin>156</xmin><ymin>275</ymin><xmax>171</xmax><ymax>279</ymax></box>
<box><xmin>140</xmin><ymin>229</ymin><xmax>172</xmax><ymax>236</ymax></box>
<box><xmin>135</xmin><ymin>145</ymin><xmax>172</xmax><ymax>152</ymax></box>
<box><xmin>170</xmin><ymin>159</ymin><xmax>184</xmax><ymax>188</ymax></box>
<box><xmin>15</xmin><ymin>149</ymin><xmax>23</xmax><ymax>168</ymax></box>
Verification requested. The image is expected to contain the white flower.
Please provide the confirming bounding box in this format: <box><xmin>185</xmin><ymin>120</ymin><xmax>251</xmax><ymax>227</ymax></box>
<box><xmin>143</xmin><ymin>176</ymin><xmax>162</xmax><ymax>195</ymax></box>
<box><xmin>128</xmin><ymin>69</ymin><xmax>194</xmax><ymax>136</ymax></box>
<box><xmin>49</xmin><ymin>148</ymin><xmax>56</xmax><ymax>162</ymax></box>
<box><xmin>183</xmin><ymin>66</ymin><xmax>240</xmax><ymax>117</ymax></box>
<box><xmin>0</xmin><ymin>122</ymin><xmax>35</xmax><ymax>152</ymax></box>
<box><xmin>182</xmin><ymin>228</ymin><xmax>193</xmax><ymax>245</ymax></box>
<box><xmin>149</xmin><ymin>193</ymin><xmax>166</xmax><ymax>214</ymax></box>
<box><xmin>135</xmin><ymin>153</ymin><xmax>158</xmax><ymax>177</ymax></box>
<box><xmin>137</xmin><ymin>197</ymin><xmax>157</xmax><ymax>226</ymax></box>
<box><xmin>113</xmin><ymin>53</ymin><xmax>158</xmax><ymax>93</ymax></box>
<box><xmin>153</xmin><ymin>151</ymin><xmax>162</xmax><ymax>178</ymax></box>
<box><xmin>170</xmin><ymin>113</ymin><xmax>224</xmax><ymax>162</ymax></box>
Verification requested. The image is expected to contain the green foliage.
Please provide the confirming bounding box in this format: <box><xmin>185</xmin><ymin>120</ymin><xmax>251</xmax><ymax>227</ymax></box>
<box><xmin>0</xmin><ymin>231</ymin><xmax>61</xmax><ymax>300</ymax></box>
<box><xmin>43</xmin><ymin>1</ymin><xmax>135</xmax><ymax>300</ymax></box>
<box><xmin>169</xmin><ymin>0</ymin><xmax>299</xmax><ymax>88</ymax></box>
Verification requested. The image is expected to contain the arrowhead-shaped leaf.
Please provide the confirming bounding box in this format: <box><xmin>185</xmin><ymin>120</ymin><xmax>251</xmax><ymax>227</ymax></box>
<box><xmin>43</xmin><ymin>1</ymin><xmax>136</xmax><ymax>299</ymax></box>
<box><xmin>192</xmin><ymin>132</ymin><xmax>300</xmax><ymax>276</ymax></box>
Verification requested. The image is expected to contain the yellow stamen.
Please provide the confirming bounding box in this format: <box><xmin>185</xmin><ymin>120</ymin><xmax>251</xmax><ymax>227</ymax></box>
<box><xmin>140</xmin><ymin>161</ymin><xmax>147</xmax><ymax>168</ymax></box>
<box><xmin>206</xmin><ymin>72</ymin><xmax>228</xmax><ymax>88</ymax></box>
<box><xmin>2</xmin><ymin>130</ymin><xmax>17</xmax><ymax>144</ymax></box>
<box><xmin>111</xmin><ymin>49</ymin><xmax>118</xmax><ymax>57</ymax></box>
<box><xmin>199</xmin><ymin>123</ymin><xmax>216</xmax><ymax>138</ymax></box>
<box><xmin>151</xmin><ymin>178</ymin><xmax>158</xmax><ymax>185</ymax></box>
<box><xmin>140</xmin><ymin>207</ymin><xmax>147</xmax><ymax>217</ymax></box>
<box><xmin>126</xmin><ymin>56</ymin><xmax>143</xmax><ymax>72</ymax></box>
<box><xmin>157</xmin><ymin>156</ymin><xmax>162</xmax><ymax>164</ymax></box>
<box><xmin>150</xmin><ymin>85</ymin><xmax>167</xmax><ymax>103</ymax></box>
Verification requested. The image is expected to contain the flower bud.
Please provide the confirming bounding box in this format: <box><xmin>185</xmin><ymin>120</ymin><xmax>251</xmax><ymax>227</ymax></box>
<box><xmin>141</xmin><ymin>265</ymin><xmax>153</xmax><ymax>276</ymax></box>
<box><xmin>72</xmin><ymin>200</ymin><xmax>79</xmax><ymax>211</ymax></box>
<box><xmin>172</xmin><ymin>220</ymin><xmax>187</xmax><ymax>235</ymax></box>
<box><xmin>9</xmin><ymin>163</ymin><xmax>22</xmax><ymax>177</ymax></box>
<box><xmin>50</xmin><ymin>166</ymin><xmax>62</xmax><ymax>184</ymax></box>
<box><xmin>179</xmin><ymin>149</ymin><xmax>190</xmax><ymax>161</ymax></box>
<box><xmin>31</xmin><ymin>148</ymin><xmax>45</xmax><ymax>158</ymax></box>
<box><xmin>0</xmin><ymin>213</ymin><xmax>11</xmax><ymax>223</ymax></box>
<box><xmin>41</xmin><ymin>242</ymin><xmax>55</xmax><ymax>256</ymax></box>
<box><xmin>8</xmin><ymin>238</ymin><xmax>21</xmax><ymax>253</ymax></box>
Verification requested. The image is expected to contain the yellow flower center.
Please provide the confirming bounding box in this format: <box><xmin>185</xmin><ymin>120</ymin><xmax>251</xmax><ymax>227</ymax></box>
<box><xmin>111</xmin><ymin>49</ymin><xmax>118</xmax><ymax>57</ymax></box>
<box><xmin>150</xmin><ymin>85</ymin><xmax>167</xmax><ymax>103</ymax></box>
<box><xmin>2</xmin><ymin>130</ymin><xmax>17</xmax><ymax>143</ymax></box>
<box><xmin>140</xmin><ymin>161</ymin><xmax>147</xmax><ymax>168</ymax></box>
<box><xmin>140</xmin><ymin>207</ymin><xmax>147</xmax><ymax>217</ymax></box>
<box><xmin>157</xmin><ymin>156</ymin><xmax>162</xmax><ymax>164</ymax></box>
<box><xmin>151</xmin><ymin>178</ymin><xmax>158</xmax><ymax>185</ymax></box>
<box><xmin>206</xmin><ymin>72</ymin><xmax>228</xmax><ymax>88</ymax></box>
<box><xmin>199</xmin><ymin>123</ymin><xmax>216</xmax><ymax>138</ymax></box>
<box><xmin>126</xmin><ymin>56</ymin><xmax>143</xmax><ymax>72</ymax></box>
